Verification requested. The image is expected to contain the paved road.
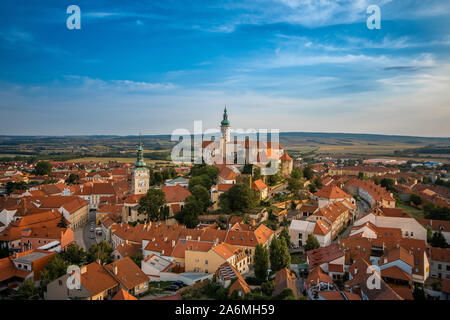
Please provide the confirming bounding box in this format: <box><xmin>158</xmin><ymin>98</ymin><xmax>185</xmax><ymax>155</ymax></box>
<box><xmin>73</xmin><ymin>210</ymin><xmax>100</xmax><ymax>250</ymax></box>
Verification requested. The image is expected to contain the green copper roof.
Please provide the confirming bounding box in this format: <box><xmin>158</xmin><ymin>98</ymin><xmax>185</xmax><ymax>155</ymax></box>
<box><xmin>134</xmin><ymin>136</ymin><xmax>147</xmax><ymax>168</ymax></box>
<box><xmin>221</xmin><ymin>107</ymin><xmax>230</xmax><ymax>126</ymax></box>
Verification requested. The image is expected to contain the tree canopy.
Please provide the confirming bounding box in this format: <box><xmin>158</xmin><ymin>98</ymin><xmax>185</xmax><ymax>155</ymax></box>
<box><xmin>303</xmin><ymin>166</ymin><xmax>314</xmax><ymax>181</ymax></box>
<box><xmin>174</xmin><ymin>196</ymin><xmax>202</xmax><ymax>228</ymax></box>
<box><xmin>269</xmin><ymin>237</ymin><xmax>291</xmax><ymax>272</ymax></box>
<box><xmin>34</xmin><ymin>161</ymin><xmax>52</xmax><ymax>176</ymax></box>
<box><xmin>430</xmin><ymin>231</ymin><xmax>448</xmax><ymax>248</ymax></box>
<box><xmin>189</xmin><ymin>184</ymin><xmax>212</xmax><ymax>211</ymax></box>
<box><xmin>290</xmin><ymin>168</ymin><xmax>302</xmax><ymax>180</ymax></box>
<box><xmin>254</xmin><ymin>244</ymin><xmax>269</xmax><ymax>282</ymax></box>
<box><xmin>138</xmin><ymin>188</ymin><xmax>167</xmax><ymax>221</ymax></box>
<box><xmin>219</xmin><ymin>183</ymin><xmax>259</xmax><ymax>213</ymax></box>
<box><xmin>87</xmin><ymin>241</ymin><xmax>113</xmax><ymax>264</ymax></box>
<box><xmin>305</xmin><ymin>234</ymin><xmax>320</xmax><ymax>251</ymax></box>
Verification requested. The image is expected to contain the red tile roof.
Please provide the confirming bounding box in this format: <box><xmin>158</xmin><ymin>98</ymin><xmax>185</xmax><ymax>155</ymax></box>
<box><xmin>161</xmin><ymin>185</ymin><xmax>191</xmax><ymax>203</ymax></box>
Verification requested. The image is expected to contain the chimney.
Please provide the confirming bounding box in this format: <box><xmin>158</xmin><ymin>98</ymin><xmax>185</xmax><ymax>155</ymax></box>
<box><xmin>164</xmin><ymin>237</ymin><xmax>168</xmax><ymax>242</ymax></box>
<box><xmin>172</xmin><ymin>240</ymin><xmax>175</xmax><ymax>247</ymax></box>
<box><xmin>81</xmin><ymin>266</ymin><xmax>87</xmax><ymax>274</ymax></box>
<box><xmin>197</xmin><ymin>236</ymin><xmax>201</xmax><ymax>241</ymax></box>
<box><xmin>113</xmin><ymin>265</ymin><xmax>118</xmax><ymax>275</ymax></box>
<box><xmin>354</xmin><ymin>267</ymin><xmax>358</xmax><ymax>275</ymax></box>
<box><xmin>161</xmin><ymin>250</ymin><xmax>165</xmax><ymax>255</ymax></box>
<box><xmin>126</xmin><ymin>239</ymin><xmax>128</xmax><ymax>245</ymax></box>
<box><xmin>96</xmin><ymin>259</ymin><xmax>101</xmax><ymax>265</ymax></box>
<box><xmin>384</xmin><ymin>257</ymin><xmax>387</xmax><ymax>264</ymax></box>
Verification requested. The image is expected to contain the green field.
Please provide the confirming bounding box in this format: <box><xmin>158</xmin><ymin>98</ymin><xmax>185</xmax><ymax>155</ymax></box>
<box><xmin>396</xmin><ymin>202</ymin><xmax>424</xmax><ymax>219</ymax></box>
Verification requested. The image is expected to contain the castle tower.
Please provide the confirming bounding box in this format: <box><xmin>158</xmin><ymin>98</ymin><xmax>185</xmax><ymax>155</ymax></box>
<box><xmin>131</xmin><ymin>135</ymin><xmax>149</xmax><ymax>195</ymax></box>
<box><xmin>220</xmin><ymin>107</ymin><xmax>231</xmax><ymax>143</ymax></box>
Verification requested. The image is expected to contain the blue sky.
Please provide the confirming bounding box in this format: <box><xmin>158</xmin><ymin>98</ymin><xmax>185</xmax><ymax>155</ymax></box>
<box><xmin>0</xmin><ymin>0</ymin><xmax>449</xmax><ymax>136</ymax></box>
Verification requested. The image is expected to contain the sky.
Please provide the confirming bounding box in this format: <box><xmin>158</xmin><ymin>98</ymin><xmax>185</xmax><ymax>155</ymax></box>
<box><xmin>0</xmin><ymin>0</ymin><xmax>449</xmax><ymax>137</ymax></box>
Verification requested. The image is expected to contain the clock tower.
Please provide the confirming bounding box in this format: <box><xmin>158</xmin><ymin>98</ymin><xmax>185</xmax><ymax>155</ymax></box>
<box><xmin>131</xmin><ymin>136</ymin><xmax>149</xmax><ymax>195</ymax></box>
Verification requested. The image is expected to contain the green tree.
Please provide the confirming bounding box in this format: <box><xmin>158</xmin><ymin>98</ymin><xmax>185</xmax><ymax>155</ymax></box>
<box><xmin>313</xmin><ymin>177</ymin><xmax>323</xmax><ymax>189</ymax></box>
<box><xmin>373</xmin><ymin>177</ymin><xmax>381</xmax><ymax>185</ymax></box>
<box><xmin>269</xmin><ymin>237</ymin><xmax>291</xmax><ymax>272</ymax></box>
<box><xmin>6</xmin><ymin>181</ymin><xmax>27</xmax><ymax>194</ymax></box>
<box><xmin>290</xmin><ymin>168</ymin><xmax>302</xmax><ymax>180</ymax></box>
<box><xmin>150</xmin><ymin>171</ymin><xmax>163</xmax><ymax>186</ymax></box>
<box><xmin>412</xmin><ymin>284</ymin><xmax>426</xmax><ymax>300</ymax></box>
<box><xmin>138</xmin><ymin>188</ymin><xmax>166</xmax><ymax>221</ymax></box>
<box><xmin>242</xmin><ymin>164</ymin><xmax>253</xmax><ymax>175</ymax></box>
<box><xmin>253</xmin><ymin>167</ymin><xmax>262</xmax><ymax>181</ymax></box>
<box><xmin>190</xmin><ymin>184</ymin><xmax>212</xmax><ymax>211</ymax></box>
<box><xmin>40</xmin><ymin>254</ymin><xmax>69</xmax><ymax>289</ymax></box>
<box><xmin>131</xmin><ymin>251</ymin><xmax>144</xmax><ymax>268</ymax></box>
<box><xmin>267</xmin><ymin>172</ymin><xmax>281</xmax><ymax>186</ymax></box>
<box><xmin>189</xmin><ymin>174</ymin><xmax>213</xmax><ymax>191</ymax></box>
<box><xmin>410</xmin><ymin>194</ymin><xmax>422</xmax><ymax>206</ymax></box>
<box><xmin>358</xmin><ymin>172</ymin><xmax>364</xmax><ymax>180</ymax></box>
<box><xmin>273</xmin><ymin>288</ymin><xmax>295</xmax><ymax>300</ymax></box>
<box><xmin>424</xmin><ymin>203</ymin><xmax>450</xmax><ymax>221</ymax></box>
<box><xmin>261</xmin><ymin>280</ymin><xmax>275</xmax><ymax>296</ymax></box>
<box><xmin>174</xmin><ymin>196</ymin><xmax>202</xmax><ymax>228</ymax></box>
<box><xmin>287</xmin><ymin>178</ymin><xmax>302</xmax><ymax>196</ymax></box>
<box><xmin>430</xmin><ymin>231</ymin><xmax>448</xmax><ymax>248</ymax></box>
<box><xmin>87</xmin><ymin>241</ymin><xmax>113</xmax><ymax>264</ymax></box>
<box><xmin>66</xmin><ymin>173</ymin><xmax>80</xmax><ymax>185</ymax></box>
<box><xmin>381</xmin><ymin>178</ymin><xmax>396</xmax><ymax>193</ymax></box>
<box><xmin>303</xmin><ymin>166</ymin><xmax>314</xmax><ymax>181</ymax></box>
<box><xmin>426</xmin><ymin>226</ymin><xmax>433</xmax><ymax>243</ymax></box>
<box><xmin>304</xmin><ymin>234</ymin><xmax>320</xmax><ymax>251</ymax></box>
<box><xmin>308</xmin><ymin>184</ymin><xmax>317</xmax><ymax>193</ymax></box>
<box><xmin>191</xmin><ymin>164</ymin><xmax>219</xmax><ymax>180</ymax></box>
<box><xmin>219</xmin><ymin>183</ymin><xmax>259</xmax><ymax>213</ymax></box>
<box><xmin>34</xmin><ymin>161</ymin><xmax>52</xmax><ymax>176</ymax></box>
<box><xmin>57</xmin><ymin>215</ymin><xmax>67</xmax><ymax>228</ymax></box>
<box><xmin>13</xmin><ymin>278</ymin><xmax>40</xmax><ymax>300</ymax></box>
<box><xmin>61</xmin><ymin>243</ymin><xmax>87</xmax><ymax>265</ymax></box>
<box><xmin>254</xmin><ymin>244</ymin><xmax>269</xmax><ymax>282</ymax></box>
<box><xmin>279</xmin><ymin>228</ymin><xmax>292</xmax><ymax>249</ymax></box>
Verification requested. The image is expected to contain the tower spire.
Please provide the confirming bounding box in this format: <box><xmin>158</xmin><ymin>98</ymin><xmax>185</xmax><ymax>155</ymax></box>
<box><xmin>135</xmin><ymin>134</ymin><xmax>146</xmax><ymax>168</ymax></box>
<box><xmin>221</xmin><ymin>106</ymin><xmax>230</xmax><ymax>126</ymax></box>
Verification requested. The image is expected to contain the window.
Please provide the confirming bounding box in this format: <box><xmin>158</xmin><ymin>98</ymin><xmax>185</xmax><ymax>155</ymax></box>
<box><xmin>298</xmin><ymin>233</ymin><xmax>303</xmax><ymax>239</ymax></box>
<box><xmin>410</xmin><ymin>232</ymin><xmax>413</xmax><ymax>237</ymax></box>
<box><xmin>205</xmin><ymin>260</ymin><xmax>208</xmax><ymax>265</ymax></box>
<box><xmin>58</xmin><ymin>280</ymin><xmax>62</xmax><ymax>286</ymax></box>
<box><xmin>438</xmin><ymin>264</ymin><xmax>442</xmax><ymax>270</ymax></box>
<box><xmin>447</xmin><ymin>265</ymin><xmax>450</xmax><ymax>272</ymax></box>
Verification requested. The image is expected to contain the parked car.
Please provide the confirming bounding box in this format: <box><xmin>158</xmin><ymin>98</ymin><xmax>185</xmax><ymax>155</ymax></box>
<box><xmin>89</xmin><ymin>234</ymin><xmax>95</xmax><ymax>239</ymax></box>
<box><xmin>172</xmin><ymin>281</ymin><xmax>185</xmax><ymax>287</ymax></box>
<box><xmin>90</xmin><ymin>227</ymin><xmax>94</xmax><ymax>232</ymax></box>
<box><xmin>165</xmin><ymin>285</ymin><xmax>180</xmax><ymax>291</ymax></box>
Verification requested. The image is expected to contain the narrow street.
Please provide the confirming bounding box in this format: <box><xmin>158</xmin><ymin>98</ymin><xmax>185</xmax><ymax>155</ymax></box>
<box><xmin>73</xmin><ymin>210</ymin><xmax>99</xmax><ymax>250</ymax></box>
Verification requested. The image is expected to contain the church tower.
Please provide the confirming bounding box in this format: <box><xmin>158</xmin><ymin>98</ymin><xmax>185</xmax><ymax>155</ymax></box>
<box><xmin>131</xmin><ymin>135</ymin><xmax>149</xmax><ymax>195</ymax></box>
<box><xmin>220</xmin><ymin>107</ymin><xmax>231</xmax><ymax>143</ymax></box>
